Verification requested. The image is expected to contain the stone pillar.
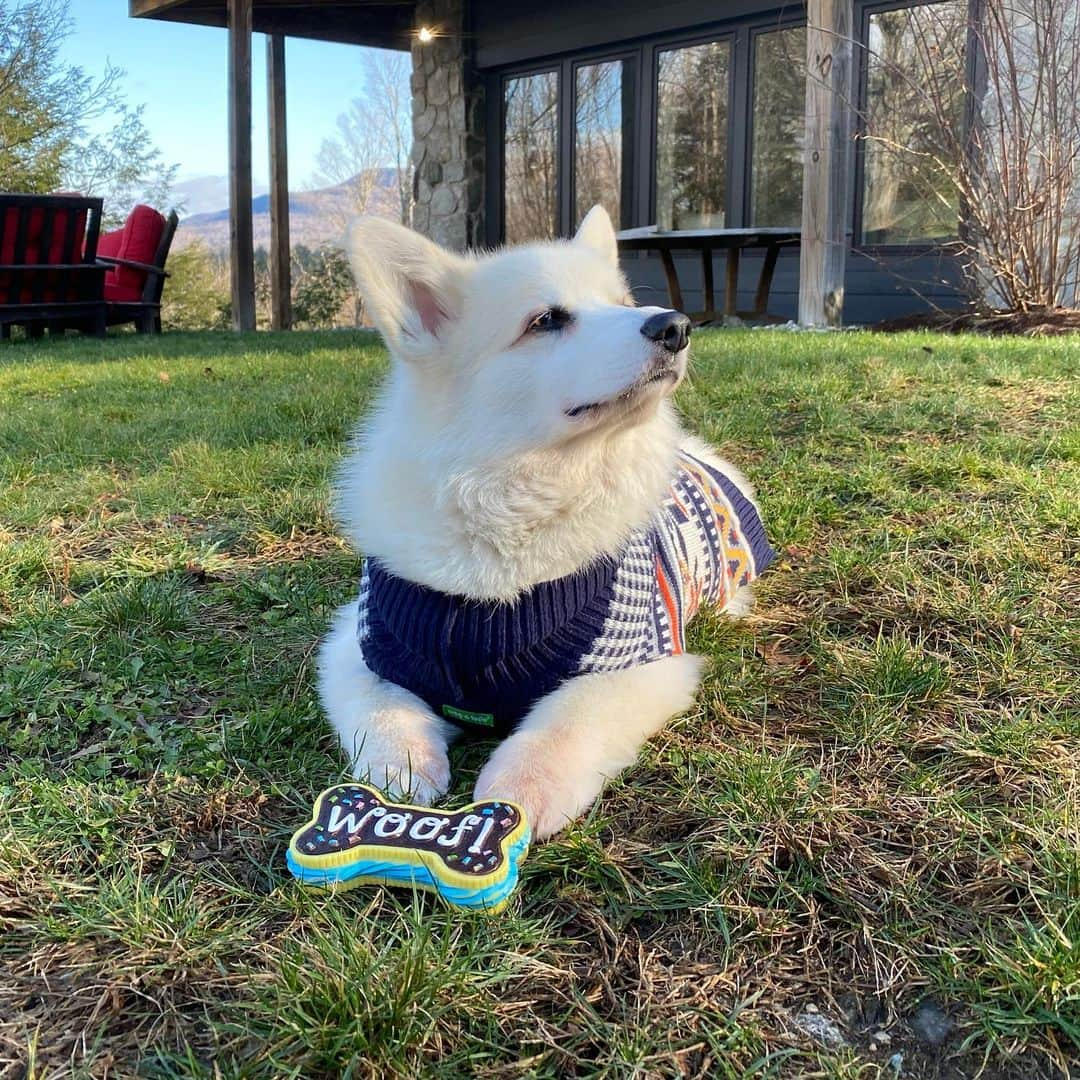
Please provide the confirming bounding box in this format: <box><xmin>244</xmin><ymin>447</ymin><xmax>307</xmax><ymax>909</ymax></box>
<box><xmin>411</xmin><ymin>0</ymin><xmax>485</xmax><ymax>250</ymax></box>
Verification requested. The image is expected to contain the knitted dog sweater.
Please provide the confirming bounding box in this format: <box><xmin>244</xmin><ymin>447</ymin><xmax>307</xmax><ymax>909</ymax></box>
<box><xmin>356</xmin><ymin>449</ymin><xmax>775</xmax><ymax>736</ymax></box>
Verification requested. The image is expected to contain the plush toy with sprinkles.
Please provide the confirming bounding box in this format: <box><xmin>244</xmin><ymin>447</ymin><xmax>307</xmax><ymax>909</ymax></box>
<box><xmin>286</xmin><ymin>783</ymin><xmax>529</xmax><ymax>913</ymax></box>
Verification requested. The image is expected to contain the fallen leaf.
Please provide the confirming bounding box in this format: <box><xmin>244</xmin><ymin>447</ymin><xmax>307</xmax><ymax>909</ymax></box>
<box><xmin>759</xmin><ymin>639</ymin><xmax>813</xmax><ymax>671</ymax></box>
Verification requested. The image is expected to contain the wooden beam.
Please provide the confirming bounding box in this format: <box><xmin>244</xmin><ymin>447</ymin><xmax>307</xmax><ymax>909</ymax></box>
<box><xmin>798</xmin><ymin>0</ymin><xmax>854</xmax><ymax>327</ymax></box>
<box><xmin>131</xmin><ymin>2</ymin><xmax>416</xmax><ymax>48</ymax></box>
<box><xmin>252</xmin><ymin>8</ymin><xmax>413</xmax><ymax>47</ymax></box>
<box><xmin>134</xmin><ymin>0</ymin><xmax>414</xmax><ymax>14</ymax></box>
<box><xmin>228</xmin><ymin>0</ymin><xmax>256</xmax><ymax>332</ymax></box>
<box><xmin>267</xmin><ymin>34</ymin><xmax>292</xmax><ymax>331</ymax></box>
<box><xmin>129</xmin><ymin>0</ymin><xmax>191</xmax><ymax>15</ymax></box>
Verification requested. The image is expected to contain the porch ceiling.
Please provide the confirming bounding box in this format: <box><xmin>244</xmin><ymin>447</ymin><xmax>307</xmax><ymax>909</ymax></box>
<box><xmin>129</xmin><ymin>0</ymin><xmax>415</xmax><ymax>49</ymax></box>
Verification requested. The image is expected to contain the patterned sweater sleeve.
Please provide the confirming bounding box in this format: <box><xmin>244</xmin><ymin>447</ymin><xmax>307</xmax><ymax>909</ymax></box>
<box><xmin>651</xmin><ymin>451</ymin><xmax>776</xmax><ymax>654</ymax></box>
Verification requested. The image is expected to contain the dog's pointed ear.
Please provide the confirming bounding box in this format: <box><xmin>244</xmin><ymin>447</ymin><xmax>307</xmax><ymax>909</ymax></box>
<box><xmin>574</xmin><ymin>205</ymin><xmax>619</xmax><ymax>265</ymax></box>
<box><xmin>346</xmin><ymin>217</ymin><xmax>469</xmax><ymax>359</ymax></box>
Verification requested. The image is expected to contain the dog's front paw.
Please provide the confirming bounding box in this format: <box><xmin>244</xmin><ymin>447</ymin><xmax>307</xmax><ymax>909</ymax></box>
<box><xmin>474</xmin><ymin>737</ymin><xmax>599</xmax><ymax>841</ymax></box>
<box><xmin>351</xmin><ymin>739</ymin><xmax>451</xmax><ymax>805</ymax></box>
<box><xmin>339</xmin><ymin>713</ymin><xmax>451</xmax><ymax>805</ymax></box>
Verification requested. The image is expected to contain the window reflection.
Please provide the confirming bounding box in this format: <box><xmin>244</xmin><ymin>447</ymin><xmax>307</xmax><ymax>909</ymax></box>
<box><xmin>863</xmin><ymin>2</ymin><xmax>968</xmax><ymax>244</ymax></box>
<box><xmin>750</xmin><ymin>26</ymin><xmax>806</xmax><ymax>227</ymax></box>
<box><xmin>656</xmin><ymin>40</ymin><xmax>731</xmax><ymax>230</ymax></box>
<box><xmin>574</xmin><ymin>60</ymin><xmax>631</xmax><ymax>229</ymax></box>
<box><xmin>504</xmin><ymin>71</ymin><xmax>559</xmax><ymax>243</ymax></box>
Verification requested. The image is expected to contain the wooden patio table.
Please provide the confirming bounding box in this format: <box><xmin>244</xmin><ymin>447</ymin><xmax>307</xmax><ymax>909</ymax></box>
<box><xmin>616</xmin><ymin>226</ymin><xmax>801</xmax><ymax>323</ymax></box>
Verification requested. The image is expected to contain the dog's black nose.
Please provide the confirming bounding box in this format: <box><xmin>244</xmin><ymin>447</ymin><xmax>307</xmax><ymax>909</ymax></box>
<box><xmin>641</xmin><ymin>310</ymin><xmax>691</xmax><ymax>354</ymax></box>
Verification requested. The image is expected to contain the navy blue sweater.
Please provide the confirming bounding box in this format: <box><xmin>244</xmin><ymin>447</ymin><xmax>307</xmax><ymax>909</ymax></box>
<box><xmin>356</xmin><ymin>451</ymin><xmax>774</xmax><ymax>736</ymax></box>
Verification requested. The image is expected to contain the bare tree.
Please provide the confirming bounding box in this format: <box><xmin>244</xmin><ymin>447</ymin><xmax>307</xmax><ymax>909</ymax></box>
<box><xmin>856</xmin><ymin>0</ymin><xmax>1080</xmax><ymax>312</ymax></box>
<box><xmin>970</xmin><ymin>0</ymin><xmax>1080</xmax><ymax>309</ymax></box>
<box><xmin>313</xmin><ymin>49</ymin><xmax>413</xmax><ymax>230</ymax></box>
<box><xmin>311</xmin><ymin>49</ymin><xmax>413</xmax><ymax>326</ymax></box>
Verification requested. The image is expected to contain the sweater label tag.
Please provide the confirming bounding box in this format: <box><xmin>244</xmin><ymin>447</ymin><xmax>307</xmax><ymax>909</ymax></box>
<box><xmin>442</xmin><ymin>704</ymin><xmax>496</xmax><ymax>728</ymax></box>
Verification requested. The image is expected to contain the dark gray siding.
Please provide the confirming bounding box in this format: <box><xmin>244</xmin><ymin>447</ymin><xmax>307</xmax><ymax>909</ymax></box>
<box><xmin>620</xmin><ymin>249</ymin><xmax>967</xmax><ymax>324</ymax></box>
<box><xmin>472</xmin><ymin>0</ymin><xmax>804</xmax><ymax>68</ymax></box>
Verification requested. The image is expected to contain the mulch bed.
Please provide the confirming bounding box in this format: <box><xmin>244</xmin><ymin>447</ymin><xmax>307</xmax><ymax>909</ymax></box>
<box><xmin>871</xmin><ymin>307</ymin><xmax>1080</xmax><ymax>336</ymax></box>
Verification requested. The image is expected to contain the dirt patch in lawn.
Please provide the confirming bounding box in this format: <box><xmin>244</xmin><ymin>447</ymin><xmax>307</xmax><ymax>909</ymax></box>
<box><xmin>871</xmin><ymin>307</ymin><xmax>1080</xmax><ymax>336</ymax></box>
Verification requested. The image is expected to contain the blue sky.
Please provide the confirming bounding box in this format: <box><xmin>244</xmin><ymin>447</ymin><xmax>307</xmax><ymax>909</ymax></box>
<box><xmin>62</xmin><ymin>2</ymin><xmax>393</xmax><ymax>191</ymax></box>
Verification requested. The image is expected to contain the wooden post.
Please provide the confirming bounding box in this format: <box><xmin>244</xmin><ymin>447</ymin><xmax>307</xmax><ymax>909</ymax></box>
<box><xmin>228</xmin><ymin>0</ymin><xmax>256</xmax><ymax>331</ymax></box>
<box><xmin>267</xmin><ymin>34</ymin><xmax>292</xmax><ymax>331</ymax></box>
<box><xmin>724</xmin><ymin>246</ymin><xmax>740</xmax><ymax>317</ymax></box>
<box><xmin>798</xmin><ymin>0</ymin><xmax>854</xmax><ymax>327</ymax></box>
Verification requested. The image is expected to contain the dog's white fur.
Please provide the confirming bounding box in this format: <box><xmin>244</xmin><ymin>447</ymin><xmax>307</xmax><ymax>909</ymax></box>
<box><xmin>318</xmin><ymin>206</ymin><xmax>761</xmax><ymax>840</ymax></box>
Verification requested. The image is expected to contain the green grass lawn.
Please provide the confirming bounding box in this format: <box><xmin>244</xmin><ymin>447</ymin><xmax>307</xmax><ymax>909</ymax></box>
<box><xmin>1</xmin><ymin>328</ymin><xmax>1077</xmax><ymax>1079</ymax></box>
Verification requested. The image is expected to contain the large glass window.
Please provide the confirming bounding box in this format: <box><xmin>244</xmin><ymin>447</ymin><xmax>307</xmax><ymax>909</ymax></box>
<box><xmin>503</xmin><ymin>70</ymin><xmax>559</xmax><ymax>243</ymax></box>
<box><xmin>574</xmin><ymin>60</ymin><xmax>632</xmax><ymax>229</ymax></box>
<box><xmin>750</xmin><ymin>26</ymin><xmax>807</xmax><ymax>227</ymax></box>
<box><xmin>862</xmin><ymin>1</ymin><xmax>968</xmax><ymax>244</ymax></box>
<box><xmin>495</xmin><ymin>4</ymin><xmax>975</xmax><ymax>247</ymax></box>
<box><xmin>655</xmin><ymin>40</ymin><xmax>731</xmax><ymax>230</ymax></box>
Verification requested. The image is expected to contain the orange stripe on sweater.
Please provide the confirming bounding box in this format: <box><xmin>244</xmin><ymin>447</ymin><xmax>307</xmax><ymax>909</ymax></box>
<box><xmin>655</xmin><ymin>556</ymin><xmax>682</xmax><ymax>655</ymax></box>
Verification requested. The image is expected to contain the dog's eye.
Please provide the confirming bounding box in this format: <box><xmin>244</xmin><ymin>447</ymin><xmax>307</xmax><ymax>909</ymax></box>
<box><xmin>525</xmin><ymin>307</ymin><xmax>573</xmax><ymax>334</ymax></box>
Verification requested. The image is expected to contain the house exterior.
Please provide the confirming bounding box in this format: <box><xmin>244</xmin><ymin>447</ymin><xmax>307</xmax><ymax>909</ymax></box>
<box><xmin>131</xmin><ymin>0</ymin><xmax>978</xmax><ymax>329</ymax></box>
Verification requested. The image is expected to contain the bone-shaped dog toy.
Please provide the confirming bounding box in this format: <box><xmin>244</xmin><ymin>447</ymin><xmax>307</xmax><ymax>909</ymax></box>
<box><xmin>286</xmin><ymin>784</ymin><xmax>530</xmax><ymax>913</ymax></box>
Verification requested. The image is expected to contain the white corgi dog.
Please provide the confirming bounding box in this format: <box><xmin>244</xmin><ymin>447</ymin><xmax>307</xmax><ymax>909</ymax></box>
<box><xmin>318</xmin><ymin>206</ymin><xmax>775</xmax><ymax>841</ymax></box>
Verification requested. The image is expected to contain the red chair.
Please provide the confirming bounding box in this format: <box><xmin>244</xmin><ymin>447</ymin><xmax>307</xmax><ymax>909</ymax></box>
<box><xmin>96</xmin><ymin>204</ymin><xmax>179</xmax><ymax>334</ymax></box>
<box><xmin>0</xmin><ymin>193</ymin><xmax>106</xmax><ymax>338</ymax></box>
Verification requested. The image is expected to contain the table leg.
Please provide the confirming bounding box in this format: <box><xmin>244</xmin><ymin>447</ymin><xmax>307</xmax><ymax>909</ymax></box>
<box><xmin>725</xmin><ymin>246</ymin><xmax>740</xmax><ymax>316</ymax></box>
<box><xmin>658</xmin><ymin>248</ymin><xmax>684</xmax><ymax>312</ymax></box>
<box><xmin>753</xmin><ymin>242</ymin><xmax>782</xmax><ymax>317</ymax></box>
<box><xmin>701</xmin><ymin>247</ymin><xmax>715</xmax><ymax>319</ymax></box>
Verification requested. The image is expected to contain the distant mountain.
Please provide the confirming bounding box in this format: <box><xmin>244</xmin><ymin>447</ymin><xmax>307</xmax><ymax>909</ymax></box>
<box><xmin>174</xmin><ymin>170</ymin><xmax>402</xmax><ymax>253</ymax></box>
<box><xmin>172</xmin><ymin>175</ymin><xmax>268</xmax><ymax>218</ymax></box>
